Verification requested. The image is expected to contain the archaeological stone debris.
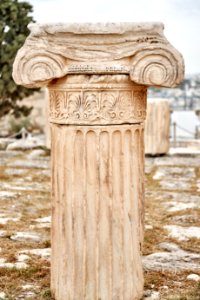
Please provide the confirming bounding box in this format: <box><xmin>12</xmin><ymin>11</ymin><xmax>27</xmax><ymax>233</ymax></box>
<box><xmin>13</xmin><ymin>23</ymin><xmax>184</xmax><ymax>300</ymax></box>
<box><xmin>145</xmin><ymin>99</ymin><xmax>170</xmax><ymax>156</ymax></box>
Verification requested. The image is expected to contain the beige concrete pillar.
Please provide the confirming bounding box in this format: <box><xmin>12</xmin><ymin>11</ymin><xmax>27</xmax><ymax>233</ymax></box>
<box><xmin>13</xmin><ymin>22</ymin><xmax>184</xmax><ymax>300</ymax></box>
<box><xmin>145</xmin><ymin>99</ymin><xmax>170</xmax><ymax>155</ymax></box>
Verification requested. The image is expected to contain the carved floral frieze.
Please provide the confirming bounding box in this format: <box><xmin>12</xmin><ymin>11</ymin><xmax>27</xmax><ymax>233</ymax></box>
<box><xmin>49</xmin><ymin>88</ymin><xmax>147</xmax><ymax>125</ymax></box>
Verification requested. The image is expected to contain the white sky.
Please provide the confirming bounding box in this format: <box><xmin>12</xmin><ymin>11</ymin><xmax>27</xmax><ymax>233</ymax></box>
<box><xmin>28</xmin><ymin>0</ymin><xmax>200</xmax><ymax>75</ymax></box>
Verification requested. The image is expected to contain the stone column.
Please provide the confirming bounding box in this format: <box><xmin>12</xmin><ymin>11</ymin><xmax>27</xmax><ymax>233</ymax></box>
<box><xmin>13</xmin><ymin>22</ymin><xmax>184</xmax><ymax>300</ymax></box>
<box><xmin>145</xmin><ymin>99</ymin><xmax>170</xmax><ymax>156</ymax></box>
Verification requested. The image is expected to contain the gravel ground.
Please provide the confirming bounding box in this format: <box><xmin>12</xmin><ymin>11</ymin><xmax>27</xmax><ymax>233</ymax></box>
<box><xmin>0</xmin><ymin>138</ymin><xmax>199</xmax><ymax>299</ymax></box>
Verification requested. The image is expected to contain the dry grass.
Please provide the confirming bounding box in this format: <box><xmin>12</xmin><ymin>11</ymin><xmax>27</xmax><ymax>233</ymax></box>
<box><xmin>0</xmin><ymin>152</ymin><xmax>200</xmax><ymax>299</ymax></box>
<box><xmin>144</xmin><ymin>270</ymin><xmax>200</xmax><ymax>300</ymax></box>
<box><xmin>143</xmin><ymin>162</ymin><xmax>200</xmax><ymax>300</ymax></box>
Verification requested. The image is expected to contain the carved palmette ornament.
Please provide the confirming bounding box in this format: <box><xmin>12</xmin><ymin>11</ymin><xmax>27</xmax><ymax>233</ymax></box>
<box><xmin>12</xmin><ymin>22</ymin><xmax>184</xmax><ymax>88</ymax></box>
<box><xmin>48</xmin><ymin>84</ymin><xmax>147</xmax><ymax>125</ymax></box>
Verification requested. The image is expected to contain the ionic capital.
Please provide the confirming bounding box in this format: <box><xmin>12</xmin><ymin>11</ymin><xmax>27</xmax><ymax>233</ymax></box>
<box><xmin>13</xmin><ymin>22</ymin><xmax>184</xmax><ymax>88</ymax></box>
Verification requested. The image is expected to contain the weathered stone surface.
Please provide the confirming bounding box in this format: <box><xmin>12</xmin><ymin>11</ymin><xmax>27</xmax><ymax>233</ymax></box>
<box><xmin>186</xmin><ymin>274</ymin><xmax>200</xmax><ymax>281</ymax></box>
<box><xmin>0</xmin><ymin>150</ymin><xmax>24</xmax><ymax>166</ymax></box>
<box><xmin>154</xmin><ymin>155</ymin><xmax>200</xmax><ymax>167</ymax></box>
<box><xmin>0</xmin><ymin>230</ymin><xmax>7</xmax><ymax>238</ymax></box>
<box><xmin>153</xmin><ymin>166</ymin><xmax>195</xmax><ymax>180</ymax></box>
<box><xmin>1</xmin><ymin>140</ymin><xmax>200</xmax><ymax>298</ymax></box>
<box><xmin>16</xmin><ymin>291</ymin><xmax>36</xmax><ymax>299</ymax></box>
<box><xmin>10</xmin><ymin>232</ymin><xmax>43</xmax><ymax>243</ymax></box>
<box><xmin>4</xmin><ymin>168</ymin><xmax>27</xmax><ymax>176</ymax></box>
<box><xmin>0</xmin><ymin>181</ymin><xmax>49</xmax><ymax>192</ymax></box>
<box><xmin>0</xmin><ymin>258</ymin><xmax>28</xmax><ymax>270</ymax></box>
<box><xmin>171</xmin><ymin>214</ymin><xmax>199</xmax><ymax>224</ymax></box>
<box><xmin>35</xmin><ymin>216</ymin><xmax>51</xmax><ymax>223</ymax></box>
<box><xmin>0</xmin><ymin>191</ymin><xmax>20</xmax><ymax>200</ymax></box>
<box><xmin>0</xmin><ymin>213</ymin><xmax>21</xmax><ymax>224</ymax></box>
<box><xmin>13</xmin><ymin>23</ymin><xmax>184</xmax><ymax>89</ymax></box>
<box><xmin>12</xmin><ymin>22</ymin><xmax>184</xmax><ymax>300</ymax></box>
<box><xmin>143</xmin><ymin>242</ymin><xmax>200</xmax><ymax>271</ymax></box>
<box><xmin>145</xmin><ymin>99</ymin><xmax>170</xmax><ymax>155</ymax></box>
<box><xmin>51</xmin><ymin>122</ymin><xmax>144</xmax><ymax>300</ymax></box>
<box><xmin>7</xmin><ymin>159</ymin><xmax>49</xmax><ymax>169</ymax></box>
<box><xmin>19</xmin><ymin>248</ymin><xmax>51</xmax><ymax>259</ymax></box>
<box><xmin>48</xmin><ymin>75</ymin><xmax>147</xmax><ymax>125</ymax></box>
<box><xmin>27</xmin><ymin>149</ymin><xmax>48</xmax><ymax>158</ymax></box>
<box><xmin>143</xmin><ymin>290</ymin><xmax>160</xmax><ymax>300</ymax></box>
<box><xmin>6</xmin><ymin>137</ymin><xmax>45</xmax><ymax>151</ymax></box>
<box><xmin>160</xmin><ymin>180</ymin><xmax>192</xmax><ymax>190</ymax></box>
<box><xmin>161</xmin><ymin>192</ymin><xmax>200</xmax><ymax>213</ymax></box>
<box><xmin>0</xmin><ymin>292</ymin><xmax>6</xmax><ymax>299</ymax></box>
<box><xmin>197</xmin><ymin>179</ymin><xmax>200</xmax><ymax>191</ymax></box>
<box><xmin>164</xmin><ymin>225</ymin><xmax>200</xmax><ymax>241</ymax></box>
<box><xmin>0</xmin><ymin>139</ymin><xmax>13</xmax><ymax>150</ymax></box>
<box><xmin>153</xmin><ymin>166</ymin><xmax>195</xmax><ymax>190</ymax></box>
<box><xmin>166</xmin><ymin>202</ymin><xmax>198</xmax><ymax>212</ymax></box>
<box><xmin>17</xmin><ymin>254</ymin><xmax>30</xmax><ymax>262</ymax></box>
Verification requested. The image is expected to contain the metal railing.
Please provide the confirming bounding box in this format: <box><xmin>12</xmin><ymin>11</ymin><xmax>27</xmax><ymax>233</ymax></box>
<box><xmin>171</xmin><ymin>122</ymin><xmax>200</xmax><ymax>147</ymax></box>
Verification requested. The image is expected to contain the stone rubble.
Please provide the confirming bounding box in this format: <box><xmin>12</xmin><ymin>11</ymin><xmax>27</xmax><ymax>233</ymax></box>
<box><xmin>19</xmin><ymin>248</ymin><xmax>51</xmax><ymax>259</ymax></box>
<box><xmin>0</xmin><ymin>258</ymin><xmax>28</xmax><ymax>270</ymax></box>
<box><xmin>6</xmin><ymin>137</ymin><xmax>45</xmax><ymax>151</ymax></box>
<box><xmin>143</xmin><ymin>242</ymin><xmax>200</xmax><ymax>271</ymax></box>
<box><xmin>10</xmin><ymin>231</ymin><xmax>43</xmax><ymax>243</ymax></box>
<box><xmin>0</xmin><ymin>292</ymin><xmax>6</xmax><ymax>299</ymax></box>
<box><xmin>0</xmin><ymin>230</ymin><xmax>8</xmax><ymax>238</ymax></box>
<box><xmin>164</xmin><ymin>225</ymin><xmax>200</xmax><ymax>241</ymax></box>
<box><xmin>186</xmin><ymin>274</ymin><xmax>200</xmax><ymax>281</ymax></box>
<box><xmin>143</xmin><ymin>290</ymin><xmax>160</xmax><ymax>300</ymax></box>
<box><xmin>0</xmin><ymin>214</ymin><xmax>21</xmax><ymax>224</ymax></box>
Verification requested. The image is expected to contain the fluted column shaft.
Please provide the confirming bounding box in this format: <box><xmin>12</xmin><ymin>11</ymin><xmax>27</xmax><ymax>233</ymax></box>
<box><xmin>49</xmin><ymin>75</ymin><xmax>146</xmax><ymax>300</ymax></box>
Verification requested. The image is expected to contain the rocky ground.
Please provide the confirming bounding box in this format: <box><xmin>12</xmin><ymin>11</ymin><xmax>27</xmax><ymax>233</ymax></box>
<box><xmin>0</xmin><ymin>136</ymin><xmax>199</xmax><ymax>299</ymax></box>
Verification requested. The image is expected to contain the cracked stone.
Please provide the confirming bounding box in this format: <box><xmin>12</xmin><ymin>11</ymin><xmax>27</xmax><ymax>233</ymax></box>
<box><xmin>17</xmin><ymin>254</ymin><xmax>30</xmax><ymax>262</ymax></box>
<box><xmin>19</xmin><ymin>248</ymin><xmax>51</xmax><ymax>259</ymax></box>
<box><xmin>27</xmin><ymin>149</ymin><xmax>48</xmax><ymax>158</ymax></box>
<box><xmin>0</xmin><ymin>191</ymin><xmax>20</xmax><ymax>200</ymax></box>
<box><xmin>171</xmin><ymin>214</ymin><xmax>199</xmax><ymax>224</ymax></box>
<box><xmin>35</xmin><ymin>216</ymin><xmax>51</xmax><ymax>223</ymax></box>
<box><xmin>164</xmin><ymin>225</ymin><xmax>200</xmax><ymax>241</ymax></box>
<box><xmin>0</xmin><ymin>292</ymin><xmax>6</xmax><ymax>299</ymax></box>
<box><xmin>4</xmin><ymin>168</ymin><xmax>27</xmax><ymax>176</ymax></box>
<box><xmin>186</xmin><ymin>274</ymin><xmax>200</xmax><ymax>281</ymax></box>
<box><xmin>16</xmin><ymin>291</ymin><xmax>36</xmax><ymax>299</ymax></box>
<box><xmin>143</xmin><ymin>242</ymin><xmax>200</xmax><ymax>271</ymax></box>
<box><xmin>22</xmin><ymin>284</ymin><xmax>36</xmax><ymax>290</ymax></box>
<box><xmin>7</xmin><ymin>159</ymin><xmax>49</xmax><ymax>169</ymax></box>
<box><xmin>166</xmin><ymin>201</ymin><xmax>198</xmax><ymax>212</ymax></box>
<box><xmin>0</xmin><ymin>230</ymin><xmax>8</xmax><ymax>237</ymax></box>
<box><xmin>197</xmin><ymin>180</ymin><xmax>200</xmax><ymax>192</ymax></box>
<box><xmin>153</xmin><ymin>166</ymin><xmax>195</xmax><ymax>180</ymax></box>
<box><xmin>143</xmin><ymin>290</ymin><xmax>160</xmax><ymax>300</ymax></box>
<box><xmin>0</xmin><ymin>260</ymin><xmax>28</xmax><ymax>269</ymax></box>
<box><xmin>6</xmin><ymin>138</ymin><xmax>45</xmax><ymax>151</ymax></box>
<box><xmin>0</xmin><ymin>215</ymin><xmax>20</xmax><ymax>225</ymax></box>
<box><xmin>11</xmin><ymin>232</ymin><xmax>43</xmax><ymax>243</ymax></box>
<box><xmin>163</xmin><ymin>192</ymin><xmax>200</xmax><ymax>212</ymax></box>
<box><xmin>159</xmin><ymin>180</ymin><xmax>192</xmax><ymax>190</ymax></box>
<box><xmin>154</xmin><ymin>155</ymin><xmax>200</xmax><ymax>167</ymax></box>
<box><xmin>0</xmin><ymin>181</ymin><xmax>49</xmax><ymax>192</ymax></box>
